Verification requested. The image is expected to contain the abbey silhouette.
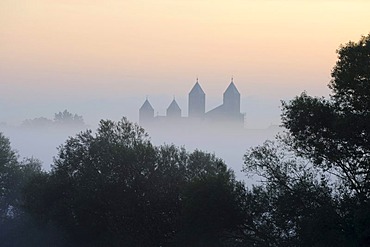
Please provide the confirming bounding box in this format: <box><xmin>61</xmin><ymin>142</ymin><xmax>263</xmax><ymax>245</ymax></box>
<box><xmin>139</xmin><ymin>78</ymin><xmax>244</xmax><ymax>127</ymax></box>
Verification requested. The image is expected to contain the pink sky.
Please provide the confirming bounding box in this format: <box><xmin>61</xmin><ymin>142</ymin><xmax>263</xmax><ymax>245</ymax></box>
<box><xmin>1</xmin><ymin>0</ymin><xmax>370</xmax><ymax>126</ymax></box>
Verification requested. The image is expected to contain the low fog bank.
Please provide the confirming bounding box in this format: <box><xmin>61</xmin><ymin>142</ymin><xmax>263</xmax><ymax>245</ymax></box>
<box><xmin>1</xmin><ymin>125</ymin><xmax>87</xmax><ymax>170</ymax></box>
<box><xmin>141</xmin><ymin>123</ymin><xmax>282</xmax><ymax>181</ymax></box>
<box><xmin>0</xmin><ymin>120</ymin><xmax>282</xmax><ymax>182</ymax></box>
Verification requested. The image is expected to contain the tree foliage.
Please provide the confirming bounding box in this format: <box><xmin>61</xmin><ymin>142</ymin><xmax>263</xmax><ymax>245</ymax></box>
<box><xmin>22</xmin><ymin>118</ymin><xmax>246</xmax><ymax>247</ymax></box>
<box><xmin>238</xmin><ymin>34</ymin><xmax>370</xmax><ymax>246</ymax></box>
<box><xmin>281</xmin><ymin>34</ymin><xmax>370</xmax><ymax>200</ymax></box>
<box><xmin>54</xmin><ymin>109</ymin><xmax>85</xmax><ymax>126</ymax></box>
<box><xmin>21</xmin><ymin>110</ymin><xmax>85</xmax><ymax>128</ymax></box>
<box><xmin>0</xmin><ymin>133</ymin><xmax>48</xmax><ymax>247</ymax></box>
<box><xmin>243</xmin><ymin>140</ymin><xmax>349</xmax><ymax>246</ymax></box>
<box><xmin>0</xmin><ymin>133</ymin><xmax>42</xmax><ymax>221</ymax></box>
<box><xmin>0</xmin><ymin>133</ymin><xmax>19</xmax><ymax>221</ymax></box>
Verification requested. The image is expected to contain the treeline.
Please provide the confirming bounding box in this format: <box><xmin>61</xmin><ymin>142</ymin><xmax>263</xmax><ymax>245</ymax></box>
<box><xmin>0</xmin><ymin>34</ymin><xmax>369</xmax><ymax>246</ymax></box>
<box><xmin>21</xmin><ymin>110</ymin><xmax>85</xmax><ymax>128</ymax></box>
<box><xmin>1</xmin><ymin>119</ymin><xmax>246</xmax><ymax>246</ymax></box>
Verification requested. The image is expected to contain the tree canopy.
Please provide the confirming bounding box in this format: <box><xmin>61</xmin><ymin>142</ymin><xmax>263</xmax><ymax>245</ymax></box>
<box><xmin>21</xmin><ymin>110</ymin><xmax>85</xmax><ymax>128</ymax></box>
<box><xmin>21</xmin><ymin>118</ymin><xmax>246</xmax><ymax>247</ymax></box>
<box><xmin>281</xmin><ymin>34</ymin><xmax>370</xmax><ymax>200</ymax></box>
<box><xmin>240</xmin><ymin>33</ymin><xmax>370</xmax><ymax>246</ymax></box>
<box><xmin>0</xmin><ymin>133</ymin><xmax>46</xmax><ymax>247</ymax></box>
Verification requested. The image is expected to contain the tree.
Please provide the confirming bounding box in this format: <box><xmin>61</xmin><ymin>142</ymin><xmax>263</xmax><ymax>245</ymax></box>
<box><xmin>281</xmin><ymin>34</ymin><xmax>370</xmax><ymax>200</ymax></box>
<box><xmin>0</xmin><ymin>133</ymin><xmax>50</xmax><ymax>247</ymax></box>
<box><xmin>54</xmin><ymin>110</ymin><xmax>85</xmax><ymax>126</ymax></box>
<box><xmin>21</xmin><ymin>117</ymin><xmax>53</xmax><ymax>128</ymax></box>
<box><xmin>0</xmin><ymin>134</ymin><xmax>41</xmax><ymax>220</ymax></box>
<box><xmin>242</xmin><ymin>140</ymin><xmax>348</xmax><ymax>247</ymax></box>
<box><xmin>0</xmin><ymin>132</ymin><xmax>20</xmax><ymax>222</ymax></box>
<box><xmin>23</xmin><ymin>117</ymin><xmax>246</xmax><ymax>246</ymax></box>
<box><xmin>172</xmin><ymin>151</ymin><xmax>247</xmax><ymax>247</ymax></box>
<box><xmin>21</xmin><ymin>110</ymin><xmax>85</xmax><ymax>129</ymax></box>
<box><xmin>240</xmin><ymin>34</ymin><xmax>370</xmax><ymax>246</ymax></box>
<box><xmin>43</xmin><ymin>118</ymin><xmax>162</xmax><ymax>246</ymax></box>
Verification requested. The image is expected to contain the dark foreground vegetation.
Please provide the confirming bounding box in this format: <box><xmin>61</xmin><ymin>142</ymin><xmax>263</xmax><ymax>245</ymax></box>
<box><xmin>1</xmin><ymin>34</ymin><xmax>370</xmax><ymax>246</ymax></box>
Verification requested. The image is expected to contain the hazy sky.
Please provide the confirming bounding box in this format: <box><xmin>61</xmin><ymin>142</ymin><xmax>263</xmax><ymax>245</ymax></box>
<box><xmin>1</xmin><ymin>0</ymin><xmax>370</xmax><ymax>127</ymax></box>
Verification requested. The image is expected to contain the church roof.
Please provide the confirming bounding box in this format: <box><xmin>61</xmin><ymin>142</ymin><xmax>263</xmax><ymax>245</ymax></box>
<box><xmin>140</xmin><ymin>99</ymin><xmax>154</xmax><ymax>111</ymax></box>
<box><xmin>205</xmin><ymin>104</ymin><xmax>224</xmax><ymax>116</ymax></box>
<box><xmin>189</xmin><ymin>81</ymin><xmax>205</xmax><ymax>96</ymax></box>
<box><xmin>167</xmin><ymin>99</ymin><xmax>181</xmax><ymax>111</ymax></box>
<box><xmin>224</xmin><ymin>81</ymin><xmax>240</xmax><ymax>95</ymax></box>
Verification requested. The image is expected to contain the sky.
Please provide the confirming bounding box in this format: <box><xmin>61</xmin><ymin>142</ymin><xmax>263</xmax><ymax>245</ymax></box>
<box><xmin>1</xmin><ymin>0</ymin><xmax>370</xmax><ymax>128</ymax></box>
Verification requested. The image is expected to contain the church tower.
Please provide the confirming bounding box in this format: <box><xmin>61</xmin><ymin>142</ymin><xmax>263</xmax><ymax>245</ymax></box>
<box><xmin>223</xmin><ymin>78</ymin><xmax>240</xmax><ymax>114</ymax></box>
<box><xmin>139</xmin><ymin>99</ymin><xmax>154</xmax><ymax>125</ymax></box>
<box><xmin>188</xmin><ymin>78</ymin><xmax>205</xmax><ymax>119</ymax></box>
<box><xmin>166</xmin><ymin>99</ymin><xmax>181</xmax><ymax>118</ymax></box>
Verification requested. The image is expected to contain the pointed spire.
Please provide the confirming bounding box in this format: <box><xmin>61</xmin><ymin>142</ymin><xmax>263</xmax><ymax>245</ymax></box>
<box><xmin>139</xmin><ymin>97</ymin><xmax>155</xmax><ymax>124</ymax></box>
<box><xmin>189</xmin><ymin>78</ymin><xmax>205</xmax><ymax>96</ymax></box>
<box><xmin>224</xmin><ymin>78</ymin><xmax>240</xmax><ymax>95</ymax></box>
<box><xmin>167</xmin><ymin>98</ymin><xmax>181</xmax><ymax>118</ymax></box>
<box><xmin>167</xmin><ymin>98</ymin><xmax>181</xmax><ymax>111</ymax></box>
<box><xmin>140</xmin><ymin>98</ymin><xmax>154</xmax><ymax>111</ymax></box>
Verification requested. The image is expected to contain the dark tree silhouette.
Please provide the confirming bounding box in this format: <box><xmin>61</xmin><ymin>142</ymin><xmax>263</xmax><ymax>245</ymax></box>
<box><xmin>243</xmin><ymin>140</ymin><xmax>348</xmax><ymax>246</ymax></box>
<box><xmin>0</xmin><ymin>133</ymin><xmax>52</xmax><ymax>247</ymax></box>
<box><xmin>23</xmin><ymin>118</ymin><xmax>246</xmax><ymax>247</ymax></box>
<box><xmin>54</xmin><ymin>110</ymin><xmax>85</xmax><ymax>126</ymax></box>
<box><xmin>0</xmin><ymin>133</ymin><xmax>19</xmax><ymax>222</ymax></box>
<box><xmin>281</xmin><ymin>34</ymin><xmax>370</xmax><ymax>200</ymax></box>
<box><xmin>240</xmin><ymin>34</ymin><xmax>370</xmax><ymax>246</ymax></box>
